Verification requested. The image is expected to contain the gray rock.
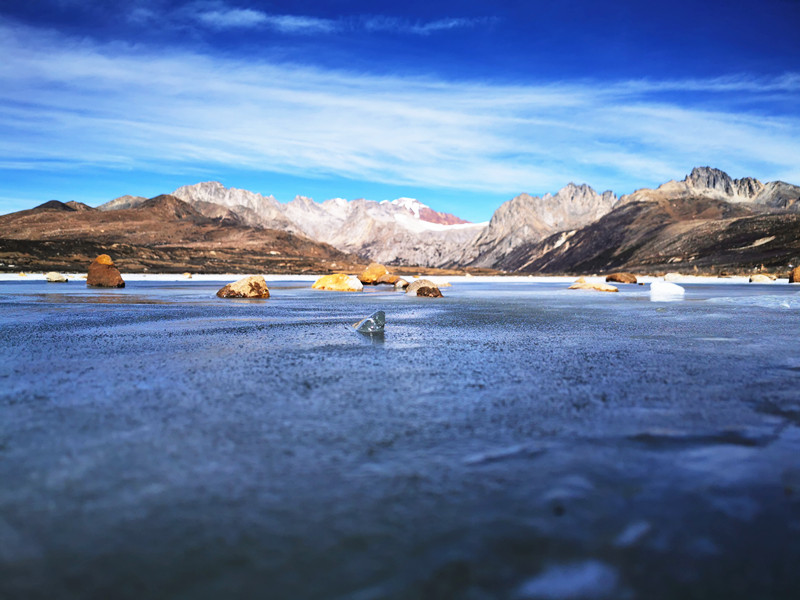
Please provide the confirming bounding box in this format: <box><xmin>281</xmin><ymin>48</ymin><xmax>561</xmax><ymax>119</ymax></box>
<box><xmin>406</xmin><ymin>279</ymin><xmax>441</xmax><ymax>296</ymax></box>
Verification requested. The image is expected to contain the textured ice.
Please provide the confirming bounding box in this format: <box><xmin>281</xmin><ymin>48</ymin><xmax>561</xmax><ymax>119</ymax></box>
<box><xmin>1</xmin><ymin>278</ymin><xmax>800</xmax><ymax>599</ymax></box>
<box><xmin>514</xmin><ymin>560</ymin><xmax>620</xmax><ymax>599</ymax></box>
<box><xmin>708</xmin><ymin>294</ymin><xmax>800</xmax><ymax>309</ymax></box>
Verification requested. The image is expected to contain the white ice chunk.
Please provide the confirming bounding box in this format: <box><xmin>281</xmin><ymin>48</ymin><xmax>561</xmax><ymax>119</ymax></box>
<box><xmin>650</xmin><ymin>280</ymin><xmax>685</xmax><ymax>301</ymax></box>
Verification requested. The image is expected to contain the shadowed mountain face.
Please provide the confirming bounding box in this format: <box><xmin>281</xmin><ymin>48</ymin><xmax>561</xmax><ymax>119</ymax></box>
<box><xmin>0</xmin><ymin>196</ymin><xmax>361</xmax><ymax>274</ymax></box>
<box><xmin>500</xmin><ymin>196</ymin><xmax>800</xmax><ymax>274</ymax></box>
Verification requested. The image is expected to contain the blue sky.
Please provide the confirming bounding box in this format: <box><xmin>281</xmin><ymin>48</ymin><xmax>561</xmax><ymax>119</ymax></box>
<box><xmin>1</xmin><ymin>0</ymin><xmax>799</xmax><ymax>221</ymax></box>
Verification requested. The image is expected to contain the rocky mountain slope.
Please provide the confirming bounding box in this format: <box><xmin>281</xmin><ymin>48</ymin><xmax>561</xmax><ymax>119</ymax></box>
<box><xmin>499</xmin><ymin>194</ymin><xmax>800</xmax><ymax>275</ymax></box>
<box><xmin>458</xmin><ymin>183</ymin><xmax>619</xmax><ymax>268</ymax></box>
<box><xmin>0</xmin><ymin>196</ymin><xmax>361</xmax><ymax>273</ymax></box>
<box><xmin>161</xmin><ymin>183</ymin><xmax>485</xmax><ymax>267</ymax></box>
<box><xmin>463</xmin><ymin>167</ymin><xmax>800</xmax><ymax>273</ymax></box>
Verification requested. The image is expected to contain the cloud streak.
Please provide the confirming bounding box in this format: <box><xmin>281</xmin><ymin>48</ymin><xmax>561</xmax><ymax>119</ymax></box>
<box><xmin>1</xmin><ymin>19</ymin><xmax>799</xmax><ymax>200</ymax></box>
<box><xmin>361</xmin><ymin>16</ymin><xmax>488</xmax><ymax>35</ymax></box>
<box><xmin>195</xmin><ymin>9</ymin><xmax>337</xmax><ymax>33</ymax></box>
<box><xmin>184</xmin><ymin>3</ymin><xmax>487</xmax><ymax>35</ymax></box>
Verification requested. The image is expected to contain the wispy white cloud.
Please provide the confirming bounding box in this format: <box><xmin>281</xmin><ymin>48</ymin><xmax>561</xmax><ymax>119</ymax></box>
<box><xmin>1</xmin><ymin>19</ymin><xmax>799</xmax><ymax>198</ymax></box>
<box><xmin>195</xmin><ymin>9</ymin><xmax>336</xmax><ymax>33</ymax></box>
<box><xmin>362</xmin><ymin>16</ymin><xmax>487</xmax><ymax>35</ymax></box>
<box><xmin>195</xmin><ymin>8</ymin><xmax>267</xmax><ymax>29</ymax></box>
<box><xmin>183</xmin><ymin>3</ymin><xmax>486</xmax><ymax>35</ymax></box>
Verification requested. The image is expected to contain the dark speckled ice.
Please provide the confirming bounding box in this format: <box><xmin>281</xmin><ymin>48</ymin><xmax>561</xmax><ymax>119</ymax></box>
<box><xmin>1</xmin><ymin>278</ymin><xmax>799</xmax><ymax>599</ymax></box>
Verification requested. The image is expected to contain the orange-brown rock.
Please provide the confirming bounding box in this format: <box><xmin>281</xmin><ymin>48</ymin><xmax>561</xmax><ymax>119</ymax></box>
<box><xmin>216</xmin><ymin>275</ymin><xmax>270</xmax><ymax>298</ymax></box>
<box><xmin>605</xmin><ymin>272</ymin><xmax>637</xmax><ymax>284</ymax></box>
<box><xmin>358</xmin><ymin>263</ymin><xmax>389</xmax><ymax>285</ymax></box>
<box><xmin>87</xmin><ymin>255</ymin><xmax>125</xmax><ymax>288</ymax></box>
<box><xmin>376</xmin><ymin>273</ymin><xmax>400</xmax><ymax>285</ymax></box>
<box><xmin>568</xmin><ymin>277</ymin><xmax>618</xmax><ymax>292</ymax></box>
<box><xmin>790</xmin><ymin>266</ymin><xmax>800</xmax><ymax>283</ymax></box>
<box><xmin>312</xmin><ymin>273</ymin><xmax>363</xmax><ymax>292</ymax></box>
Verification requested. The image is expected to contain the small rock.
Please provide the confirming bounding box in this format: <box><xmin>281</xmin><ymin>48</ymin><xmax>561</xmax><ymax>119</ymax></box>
<box><xmin>183</xmin><ymin>272</ymin><xmax>192</xmax><ymax>279</ymax></box>
<box><xmin>358</xmin><ymin>263</ymin><xmax>389</xmax><ymax>285</ymax></box>
<box><xmin>605</xmin><ymin>272</ymin><xmax>637</xmax><ymax>284</ymax></box>
<box><xmin>664</xmin><ymin>272</ymin><xmax>683</xmax><ymax>282</ymax></box>
<box><xmin>353</xmin><ymin>310</ymin><xmax>385</xmax><ymax>334</ymax></box>
<box><xmin>45</xmin><ymin>272</ymin><xmax>68</xmax><ymax>283</ymax></box>
<box><xmin>569</xmin><ymin>277</ymin><xmax>618</xmax><ymax>292</ymax></box>
<box><xmin>790</xmin><ymin>266</ymin><xmax>800</xmax><ymax>283</ymax></box>
<box><xmin>416</xmin><ymin>286</ymin><xmax>443</xmax><ymax>297</ymax></box>
<box><xmin>406</xmin><ymin>279</ymin><xmax>443</xmax><ymax>297</ymax></box>
<box><xmin>749</xmin><ymin>274</ymin><xmax>772</xmax><ymax>283</ymax></box>
<box><xmin>216</xmin><ymin>275</ymin><xmax>270</xmax><ymax>298</ymax></box>
<box><xmin>376</xmin><ymin>273</ymin><xmax>400</xmax><ymax>285</ymax></box>
<box><xmin>87</xmin><ymin>254</ymin><xmax>125</xmax><ymax>288</ymax></box>
<box><xmin>394</xmin><ymin>278</ymin><xmax>409</xmax><ymax>290</ymax></box>
<box><xmin>312</xmin><ymin>273</ymin><xmax>363</xmax><ymax>292</ymax></box>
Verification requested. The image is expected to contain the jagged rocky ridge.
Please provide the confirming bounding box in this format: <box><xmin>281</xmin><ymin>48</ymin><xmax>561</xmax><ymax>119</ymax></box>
<box><xmin>101</xmin><ymin>180</ymin><xmax>622</xmax><ymax>268</ymax></box>
<box><xmin>458</xmin><ymin>183</ymin><xmax>619</xmax><ymax>268</ymax></box>
<box><xmin>8</xmin><ymin>166</ymin><xmax>799</xmax><ymax>274</ymax></box>
<box><xmin>109</xmin><ymin>183</ymin><xmax>487</xmax><ymax>267</ymax></box>
<box><xmin>619</xmin><ymin>166</ymin><xmax>800</xmax><ymax>210</ymax></box>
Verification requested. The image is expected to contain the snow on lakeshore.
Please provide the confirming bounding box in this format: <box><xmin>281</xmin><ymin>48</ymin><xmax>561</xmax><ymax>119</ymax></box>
<box><xmin>0</xmin><ymin>272</ymin><xmax>788</xmax><ymax>284</ymax></box>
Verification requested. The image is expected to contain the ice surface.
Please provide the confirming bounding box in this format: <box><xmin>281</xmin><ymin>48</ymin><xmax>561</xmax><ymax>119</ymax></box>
<box><xmin>514</xmin><ymin>560</ymin><xmax>620</xmax><ymax>599</ymax></box>
<box><xmin>1</xmin><ymin>279</ymin><xmax>799</xmax><ymax>599</ymax></box>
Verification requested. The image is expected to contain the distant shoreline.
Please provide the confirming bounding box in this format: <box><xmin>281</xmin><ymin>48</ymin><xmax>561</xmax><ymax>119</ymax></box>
<box><xmin>0</xmin><ymin>272</ymin><xmax>787</xmax><ymax>285</ymax></box>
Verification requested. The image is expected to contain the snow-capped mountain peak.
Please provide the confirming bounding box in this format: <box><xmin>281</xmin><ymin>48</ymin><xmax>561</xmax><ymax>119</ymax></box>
<box><xmin>388</xmin><ymin>197</ymin><xmax>427</xmax><ymax>218</ymax></box>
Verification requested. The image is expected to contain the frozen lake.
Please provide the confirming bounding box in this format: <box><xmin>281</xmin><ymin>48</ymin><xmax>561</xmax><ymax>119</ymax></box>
<box><xmin>1</xmin><ymin>278</ymin><xmax>799</xmax><ymax>599</ymax></box>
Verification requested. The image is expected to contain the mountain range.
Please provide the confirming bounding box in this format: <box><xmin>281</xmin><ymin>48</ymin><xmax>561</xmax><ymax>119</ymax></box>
<box><xmin>2</xmin><ymin>167</ymin><xmax>799</xmax><ymax>274</ymax></box>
